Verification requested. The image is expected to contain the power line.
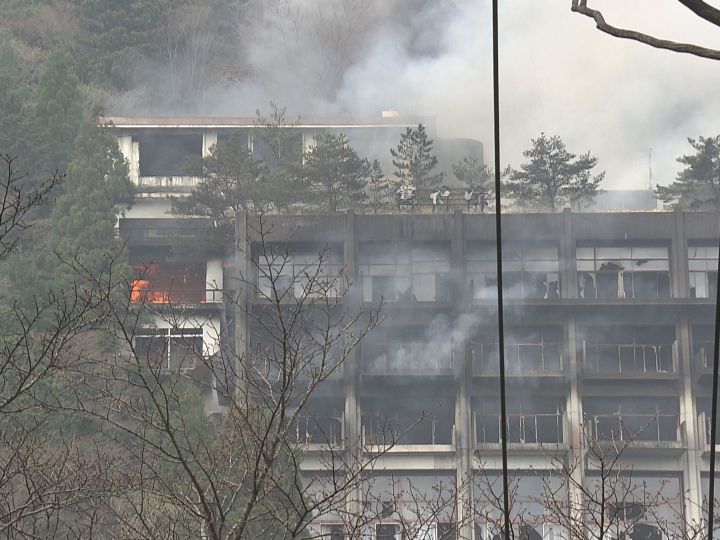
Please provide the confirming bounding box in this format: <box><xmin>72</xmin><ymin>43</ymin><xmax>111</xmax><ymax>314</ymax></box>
<box><xmin>491</xmin><ymin>0</ymin><xmax>511</xmax><ymax>538</ymax></box>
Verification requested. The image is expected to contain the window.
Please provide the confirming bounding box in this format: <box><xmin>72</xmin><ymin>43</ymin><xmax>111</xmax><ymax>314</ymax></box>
<box><xmin>130</xmin><ymin>261</ymin><xmax>207</xmax><ymax>304</ymax></box>
<box><xmin>475</xmin><ymin>398</ymin><xmax>564</xmax><ymax>444</ymax></box>
<box><xmin>472</xmin><ymin>327</ymin><xmax>563</xmax><ymax>375</ymax></box>
<box><xmin>362</xmin><ymin>397</ymin><xmax>455</xmax><ymax>445</ymax></box>
<box><xmin>692</xmin><ymin>325</ymin><xmax>715</xmax><ymax>370</ymax></box>
<box><xmin>583</xmin><ymin>397</ymin><xmax>679</xmax><ymax>442</ymax></box>
<box><xmin>689</xmin><ymin>245</ymin><xmax>718</xmax><ymax>298</ymax></box>
<box><xmin>466</xmin><ymin>244</ymin><xmax>560</xmax><ymax>300</ymax></box>
<box><xmin>138</xmin><ymin>133</ymin><xmax>202</xmax><ymax>177</ymax></box>
<box><xmin>577</xmin><ymin>246</ymin><xmax>671</xmax><ymax>299</ymax></box>
<box><xmin>135</xmin><ymin>327</ymin><xmax>203</xmax><ymax>371</ymax></box>
<box><xmin>256</xmin><ymin>244</ymin><xmax>344</xmax><ymax>299</ymax></box>
<box><xmin>364</xmin><ymin>336</ymin><xmax>453</xmax><ymax>375</ymax></box>
<box><xmin>359</xmin><ymin>242</ymin><xmax>450</xmax><ymax>302</ymax></box>
<box><xmin>581</xmin><ymin>325</ymin><xmax>676</xmax><ymax>375</ymax></box>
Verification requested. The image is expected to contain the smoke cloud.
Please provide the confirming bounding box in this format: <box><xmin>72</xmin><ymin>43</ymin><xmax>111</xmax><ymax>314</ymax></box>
<box><xmin>114</xmin><ymin>0</ymin><xmax>720</xmax><ymax>190</ymax></box>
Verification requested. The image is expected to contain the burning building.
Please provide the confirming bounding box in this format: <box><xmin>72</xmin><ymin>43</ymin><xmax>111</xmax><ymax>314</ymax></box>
<box><xmin>113</xmin><ymin>116</ymin><xmax>716</xmax><ymax>539</ymax></box>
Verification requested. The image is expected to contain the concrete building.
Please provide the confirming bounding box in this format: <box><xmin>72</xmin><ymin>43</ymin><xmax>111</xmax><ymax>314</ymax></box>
<box><xmin>113</xmin><ymin>118</ymin><xmax>719</xmax><ymax>539</ymax></box>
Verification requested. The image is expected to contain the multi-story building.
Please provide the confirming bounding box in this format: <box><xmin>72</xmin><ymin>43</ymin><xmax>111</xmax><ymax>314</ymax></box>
<box><xmin>113</xmin><ymin>117</ymin><xmax>719</xmax><ymax>539</ymax></box>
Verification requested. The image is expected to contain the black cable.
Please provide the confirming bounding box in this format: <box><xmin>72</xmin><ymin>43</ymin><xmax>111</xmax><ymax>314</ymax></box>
<box><xmin>708</xmin><ymin>218</ymin><xmax>720</xmax><ymax>540</ymax></box>
<box><xmin>491</xmin><ymin>0</ymin><xmax>512</xmax><ymax>538</ymax></box>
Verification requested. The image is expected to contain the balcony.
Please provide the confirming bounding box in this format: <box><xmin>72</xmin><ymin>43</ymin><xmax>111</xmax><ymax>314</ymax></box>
<box><xmin>475</xmin><ymin>411</ymin><xmax>567</xmax><ymax>450</ymax></box>
<box><xmin>363</xmin><ymin>340</ymin><xmax>454</xmax><ymax>376</ymax></box>
<box><xmin>698</xmin><ymin>412</ymin><xmax>720</xmax><ymax>454</ymax></box>
<box><xmin>472</xmin><ymin>342</ymin><xmax>563</xmax><ymax>377</ymax></box>
<box><xmin>362</xmin><ymin>415</ymin><xmax>455</xmax><ymax>453</ymax></box>
<box><xmin>130</xmin><ymin>285</ymin><xmax>224</xmax><ymax>305</ymax></box>
<box><xmin>136</xmin><ymin>175</ymin><xmax>203</xmax><ymax>196</ymax></box>
<box><xmin>582</xmin><ymin>341</ymin><xmax>677</xmax><ymax>378</ymax></box>
<box><xmin>290</xmin><ymin>413</ymin><xmax>343</xmax><ymax>450</ymax></box>
<box><xmin>584</xmin><ymin>412</ymin><xmax>684</xmax><ymax>451</ymax></box>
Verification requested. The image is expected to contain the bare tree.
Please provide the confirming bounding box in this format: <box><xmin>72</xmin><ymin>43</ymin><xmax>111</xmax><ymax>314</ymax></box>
<box><xmin>571</xmin><ymin>0</ymin><xmax>720</xmax><ymax>61</ymax></box>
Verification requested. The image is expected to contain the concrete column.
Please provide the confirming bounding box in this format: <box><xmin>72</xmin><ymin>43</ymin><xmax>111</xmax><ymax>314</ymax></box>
<box><xmin>202</xmin><ymin>130</ymin><xmax>218</xmax><ymax>158</ymax></box>
<box><xmin>343</xmin><ymin>211</ymin><xmax>363</xmax><ymax>520</ymax></box>
<box><xmin>561</xmin><ymin>209</ymin><xmax>577</xmax><ymax>299</ymax></box>
<box><xmin>234</xmin><ymin>210</ymin><xmax>249</xmax><ymax>395</ymax></box>
<box><xmin>673</xmin><ymin>209</ymin><xmax>689</xmax><ymax>298</ymax></box>
<box><xmin>679</xmin><ymin>313</ymin><xmax>704</xmax><ymax>528</ymax></box>
<box><xmin>117</xmin><ymin>135</ymin><xmax>140</xmax><ymax>185</ymax></box>
<box><xmin>566</xmin><ymin>316</ymin><xmax>586</xmax><ymax>531</ymax></box>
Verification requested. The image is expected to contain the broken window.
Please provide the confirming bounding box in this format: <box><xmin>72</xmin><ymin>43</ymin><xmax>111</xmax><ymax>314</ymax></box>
<box><xmin>289</xmin><ymin>398</ymin><xmax>343</xmax><ymax>446</ymax></box>
<box><xmin>138</xmin><ymin>132</ymin><xmax>202</xmax><ymax>177</ymax></box>
<box><xmin>577</xmin><ymin>246</ymin><xmax>671</xmax><ymax>299</ymax></box>
<box><xmin>255</xmin><ymin>243</ymin><xmax>345</xmax><ymax>299</ymax></box>
<box><xmin>359</xmin><ymin>242</ymin><xmax>450</xmax><ymax>303</ymax></box>
<box><xmin>134</xmin><ymin>327</ymin><xmax>203</xmax><ymax>371</ymax></box>
<box><xmin>580</xmin><ymin>325</ymin><xmax>676</xmax><ymax>375</ymax></box>
<box><xmin>364</xmin><ymin>331</ymin><xmax>453</xmax><ymax>375</ymax></box>
<box><xmin>585</xmin><ymin>474</ymin><xmax>682</xmax><ymax>539</ymax></box>
<box><xmin>472</xmin><ymin>326</ymin><xmax>563</xmax><ymax>375</ymax></box>
<box><xmin>474</xmin><ymin>398</ymin><xmax>565</xmax><ymax>444</ymax></box>
<box><xmin>362</xmin><ymin>396</ymin><xmax>454</xmax><ymax>445</ymax></box>
<box><xmin>474</xmin><ymin>472</ymin><xmax>566</xmax><ymax>538</ymax></box>
<box><xmin>583</xmin><ymin>397</ymin><xmax>679</xmax><ymax>442</ymax></box>
<box><xmin>130</xmin><ymin>261</ymin><xmax>207</xmax><ymax>304</ymax></box>
<box><xmin>466</xmin><ymin>243</ymin><xmax>560</xmax><ymax>300</ymax></box>
<box><xmin>692</xmin><ymin>325</ymin><xmax>715</xmax><ymax>370</ymax></box>
<box><xmin>689</xmin><ymin>245</ymin><xmax>719</xmax><ymax>298</ymax></box>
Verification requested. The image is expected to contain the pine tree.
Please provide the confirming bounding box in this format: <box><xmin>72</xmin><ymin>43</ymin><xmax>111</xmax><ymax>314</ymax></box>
<box><xmin>367</xmin><ymin>159</ymin><xmax>394</xmax><ymax>209</ymax></box>
<box><xmin>49</xmin><ymin>117</ymin><xmax>134</xmax><ymax>288</ymax></box>
<box><xmin>390</xmin><ymin>124</ymin><xmax>444</xmax><ymax>188</ymax></box>
<box><xmin>31</xmin><ymin>51</ymin><xmax>83</xmax><ymax>178</ymax></box>
<box><xmin>656</xmin><ymin>136</ymin><xmax>720</xmax><ymax>210</ymax></box>
<box><xmin>453</xmin><ymin>156</ymin><xmax>493</xmax><ymax>207</ymax></box>
<box><xmin>302</xmin><ymin>132</ymin><xmax>370</xmax><ymax>212</ymax></box>
<box><xmin>0</xmin><ymin>30</ymin><xmax>31</xmax><ymax>159</ymax></box>
<box><xmin>506</xmin><ymin>133</ymin><xmax>604</xmax><ymax>212</ymax></box>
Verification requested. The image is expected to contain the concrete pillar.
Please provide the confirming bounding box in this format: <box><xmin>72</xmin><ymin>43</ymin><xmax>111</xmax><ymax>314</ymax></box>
<box><xmin>679</xmin><ymin>312</ymin><xmax>703</xmax><ymax>528</ymax></box>
<box><xmin>673</xmin><ymin>209</ymin><xmax>689</xmax><ymax>299</ymax></box>
<box><xmin>117</xmin><ymin>134</ymin><xmax>140</xmax><ymax>185</ymax></box>
<box><xmin>234</xmin><ymin>210</ymin><xmax>249</xmax><ymax>395</ymax></box>
<box><xmin>566</xmin><ymin>316</ymin><xmax>586</xmax><ymax>530</ymax></box>
<box><xmin>203</xmin><ymin>130</ymin><xmax>218</xmax><ymax>158</ymax></box>
<box><xmin>561</xmin><ymin>208</ymin><xmax>577</xmax><ymax>299</ymax></box>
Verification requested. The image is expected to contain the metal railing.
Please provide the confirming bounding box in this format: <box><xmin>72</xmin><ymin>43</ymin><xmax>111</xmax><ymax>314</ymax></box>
<box><xmin>696</xmin><ymin>344</ymin><xmax>716</xmax><ymax>370</ymax></box>
<box><xmin>362</xmin><ymin>417</ymin><xmax>455</xmax><ymax>446</ymax></box>
<box><xmin>475</xmin><ymin>412</ymin><xmax>565</xmax><ymax>445</ymax></box>
<box><xmin>290</xmin><ymin>415</ymin><xmax>343</xmax><ymax>446</ymax></box>
<box><xmin>472</xmin><ymin>342</ymin><xmax>563</xmax><ymax>374</ymax></box>
<box><xmin>130</xmin><ymin>287</ymin><xmax>224</xmax><ymax>304</ymax></box>
<box><xmin>585</xmin><ymin>413</ymin><xmax>680</xmax><ymax>443</ymax></box>
<box><xmin>583</xmin><ymin>341</ymin><xmax>676</xmax><ymax>375</ymax></box>
<box><xmin>364</xmin><ymin>341</ymin><xmax>454</xmax><ymax>374</ymax></box>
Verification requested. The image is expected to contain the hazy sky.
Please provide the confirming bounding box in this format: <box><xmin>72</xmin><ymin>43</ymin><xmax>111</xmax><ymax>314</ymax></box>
<box><xmin>195</xmin><ymin>1</ymin><xmax>720</xmax><ymax>190</ymax></box>
<box><xmin>437</xmin><ymin>1</ymin><xmax>720</xmax><ymax>189</ymax></box>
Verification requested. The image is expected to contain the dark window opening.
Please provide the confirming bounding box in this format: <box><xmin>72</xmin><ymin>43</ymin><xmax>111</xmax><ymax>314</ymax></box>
<box><xmin>139</xmin><ymin>133</ymin><xmax>202</xmax><ymax>177</ymax></box>
<box><xmin>581</xmin><ymin>325</ymin><xmax>675</xmax><ymax>375</ymax></box>
<box><xmin>135</xmin><ymin>328</ymin><xmax>203</xmax><ymax>371</ymax></box>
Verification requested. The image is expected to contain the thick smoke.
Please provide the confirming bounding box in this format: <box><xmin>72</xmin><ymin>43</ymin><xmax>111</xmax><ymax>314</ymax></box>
<box><xmin>116</xmin><ymin>0</ymin><xmax>720</xmax><ymax>190</ymax></box>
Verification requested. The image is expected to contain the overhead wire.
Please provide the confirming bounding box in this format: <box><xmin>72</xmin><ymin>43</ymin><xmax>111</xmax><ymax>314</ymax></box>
<box><xmin>491</xmin><ymin>0</ymin><xmax>512</xmax><ymax>538</ymax></box>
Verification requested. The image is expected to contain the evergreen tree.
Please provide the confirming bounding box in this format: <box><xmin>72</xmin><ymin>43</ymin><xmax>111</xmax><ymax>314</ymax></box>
<box><xmin>76</xmin><ymin>0</ymin><xmax>170</xmax><ymax>90</ymax></box>
<box><xmin>367</xmin><ymin>159</ymin><xmax>394</xmax><ymax>209</ymax></box>
<box><xmin>302</xmin><ymin>132</ymin><xmax>370</xmax><ymax>212</ymax></box>
<box><xmin>453</xmin><ymin>156</ymin><xmax>493</xmax><ymax>206</ymax></box>
<box><xmin>31</xmin><ymin>51</ymin><xmax>83</xmax><ymax>178</ymax></box>
<box><xmin>49</xmin><ymin>117</ymin><xmax>134</xmax><ymax>288</ymax></box>
<box><xmin>173</xmin><ymin>133</ymin><xmax>269</xmax><ymax>242</ymax></box>
<box><xmin>0</xmin><ymin>30</ymin><xmax>31</xmax><ymax>159</ymax></box>
<box><xmin>390</xmin><ymin>124</ymin><xmax>444</xmax><ymax>187</ymax></box>
<box><xmin>656</xmin><ymin>136</ymin><xmax>720</xmax><ymax>210</ymax></box>
<box><xmin>506</xmin><ymin>133</ymin><xmax>604</xmax><ymax>212</ymax></box>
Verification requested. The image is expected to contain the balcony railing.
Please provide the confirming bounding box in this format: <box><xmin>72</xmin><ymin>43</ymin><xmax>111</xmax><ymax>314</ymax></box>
<box><xmin>582</xmin><ymin>341</ymin><xmax>676</xmax><ymax>376</ymax></box>
<box><xmin>475</xmin><ymin>412</ymin><xmax>565</xmax><ymax>445</ymax></box>
<box><xmin>364</xmin><ymin>341</ymin><xmax>454</xmax><ymax>375</ymax></box>
<box><xmin>699</xmin><ymin>412</ymin><xmax>720</xmax><ymax>451</ymax></box>
<box><xmin>695</xmin><ymin>344</ymin><xmax>716</xmax><ymax>371</ymax></box>
<box><xmin>130</xmin><ymin>285</ymin><xmax>223</xmax><ymax>305</ymax></box>
<box><xmin>472</xmin><ymin>342</ymin><xmax>563</xmax><ymax>375</ymax></box>
<box><xmin>290</xmin><ymin>414</ymin><xmax>343</xmax><ymax>446</ymax></box>
<box><xmin>585</xmin><ymin>413</ymin><xmax>681</xmax><ymax>443</ymax></box>
<box><xmin>362</xmin><ymin>417</ymin><xmax>455</xmax><ymax>446</ymax></box>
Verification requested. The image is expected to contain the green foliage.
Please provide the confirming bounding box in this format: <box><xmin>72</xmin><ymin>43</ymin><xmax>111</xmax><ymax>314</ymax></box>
<box><xmin>302</xmin><ymin>132</ymin><xmax>370</xmax><ymax>212</ymax></box>
<box><xmin>76</xmin><ymin>0</ymin><xmax>171</xmax><ymax>90</ymax></box>
<box><xmin>32</xmin><ymin>51</ymin><xmax>84</xmax><ymax>177</ymax></box>
<box><xmin>0</xmin><ymin>30</ymin><xmax>32</xmax><ymax>159</ymax></box>
<box><xmin>390</xmin><ymin>124</ymin><xmax>444</xmax><ymax>188</ymax></box>
<box><xmin>367</xmin><ymin>159</ymin><xmax>395</xmax><ymax>209</ymax></box>
<box><xmin>506</xmin><ymin>132</ymin><xmax>604</xmax><ymax>212</ymax></box>
<box><xmin>453</xmin><ymin>156</ymin><xmax>493</xmax><ymax>205</ymax></box>
<box><xmin>656</xmin><ymin>136</ymin><xmax>720</xmax><ymax>210</ymax></box>
<box><xmin>49</xmin><ymin>117</ymin><xmax>134</xmax><ymax>289</ymax></box>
